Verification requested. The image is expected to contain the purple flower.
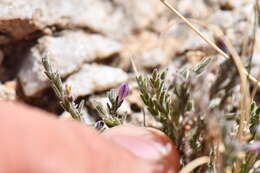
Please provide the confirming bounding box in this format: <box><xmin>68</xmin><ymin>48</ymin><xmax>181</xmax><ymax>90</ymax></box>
<box><xmin>216</xmin><ymin>38</ymin><xmax>228</xmax><ymax>53</ymax></box>
<box><xmin>95</xmin><ymin>120</ymin><xmax>105</xmax><ymax>130</ymax></box>
<box><xmin>117</xmin><ymin>83</ymin><xmax>129</xmax><ymax>105</ymax></box>
<box><xmin>247</xmin><ymin>141</ymin><xmax>260</xmax><ymax>153</ymax></box>
<box><xmin>95</xmin><ymin>120</ymin><xmax>108</xmax><ymax>132</ymax></box>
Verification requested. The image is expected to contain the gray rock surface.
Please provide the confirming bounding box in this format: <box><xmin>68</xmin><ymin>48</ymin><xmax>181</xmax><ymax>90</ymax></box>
<box><xmin>0</xmin><ymin>0</ymin><xmax>163</xmax><ymax>43</ymax></box>
<box><xmin>177</xmin><ymin>0</ymin><xmax>211</xmax><ymax>18</ymax></box>
<box><xmin>114</xmin><ymin>0</ymin><xmax>163</xmax><ymax>29</ymax></box>
<box><xmin>65</xmin><ymin>64</ymin><xmax>128</xmax><ymax>97</ymax></box>
<box><xmin>19</xmin><ymin>31</ymin><xmax>122</xmax><ymax>96</ymax></box>
<box><xmin>121</xmin><ymin>31</ymin><xmax>175</xmax><ymax>70</ymax></box>
<box><xmin>0</xmin><ymin>0</ymin><xmax>125</xmax><ymax>42</ymax></box>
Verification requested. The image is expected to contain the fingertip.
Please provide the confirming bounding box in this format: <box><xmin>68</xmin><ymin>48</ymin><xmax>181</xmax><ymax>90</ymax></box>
<box><xmin>103</xmin><ymin>125</ymin><xmax>180</xmax><ymax>173</ymax></box>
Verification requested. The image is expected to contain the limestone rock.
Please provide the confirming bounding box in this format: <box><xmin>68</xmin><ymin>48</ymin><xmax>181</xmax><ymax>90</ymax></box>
<box><xmin>65</xmin><ymin>64</ymin><xmax>128</xmax><ymax>98</ymax></box>
<box><xmin>121</xmin><ymin>31</ymin><xmax>176</xmax><ymax>70</ymax></box>
<box><xmin>208</xmin><ymin>10</ymin><xmax>236</xmax><ymax>29</ymax></box>
<box><xmin>19</xmin><ymin>31</ymin><xmax>122</xmax><ymax>97</ymax></box>
<box><xmin>0</xmin><ymin>0</ymin><xmax>128</xmax><ymax>43</ymax></box>
<box><xmin>0</xmin><ymin>0</ymin><xmax>164</xmax><ymax>43</ymax></box>
<box><xmin>114</xmin><ymin>0</ymin><xmax>164</xmax><ymax>29</ymax></box>
<box><xmin>177</xmin><ymin>0</ymin><xmax>211</xmax><ymax>18</ymax></box>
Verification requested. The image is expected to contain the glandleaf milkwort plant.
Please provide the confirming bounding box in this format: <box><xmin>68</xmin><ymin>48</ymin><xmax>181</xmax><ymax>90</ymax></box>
<box><xmin>42</xmin><ymin>55</ymin><xmax>129</xmax><ymax>128</ymax></box>
<box><xmin>42</xmin><ymin>51</ymin><xmax>259</xmax><ymax>171</ymax></box>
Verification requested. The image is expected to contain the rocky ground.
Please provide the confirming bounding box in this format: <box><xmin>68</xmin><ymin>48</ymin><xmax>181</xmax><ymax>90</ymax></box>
<box><xmin>0</xmin><ymin>0</ymin><xmax>259</xmax><ymax>126</ymax></box>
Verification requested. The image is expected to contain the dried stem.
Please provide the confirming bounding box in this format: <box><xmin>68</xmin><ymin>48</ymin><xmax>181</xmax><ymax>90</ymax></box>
<box><xmin>179</xmin><ymin>156</ymin><xmax>210</xmax><ymax>173</ymax></box>
<box><xmin>160</xmin><ymin>0</ymin><xmax>260</xmax><ymax>88</ymax></box>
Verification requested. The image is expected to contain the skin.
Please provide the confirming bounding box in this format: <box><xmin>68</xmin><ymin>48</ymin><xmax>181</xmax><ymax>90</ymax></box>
<box><xmin>0</xmin><ymin>101</ymin><xmax>179</xmax><ymax>173</ymax></box>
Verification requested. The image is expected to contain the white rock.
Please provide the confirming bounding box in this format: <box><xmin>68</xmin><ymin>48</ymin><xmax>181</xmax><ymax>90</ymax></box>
<box><xmin>65</xmin><ymin>64</ymin><xmax>128</xmax><ymax>98</ymax></box>
<box><xmin>121</xmin><ymin>31</ymin><xmax>175</xmax><ymax>70</ymax></box>
<box><xmin>18</xmin><ymin>31</ymin><xmax>122</xmax><ymax>97</ymax></box>
<box><xmin>180</xmin><ymin>30</ymin><xmax>213</xmax><ymax>52</ymax></box>
<box><xmin>208</xmin><ymin>10</ymin><xmax>235</xmax><ymax>29</ymax></box>
<box><xmin>0</xmin><ymin>0</ymin><xmax>164</xmax><ymax>43</ymax></box>
<box><xmin>141</xmin><ymin>48</ymin><xmax>166</xmax><ymax>68</ymax></box>
<box><xmin>177</xmin><ymin>0</ymin><xmax>211</xmax><ymax>18</ymax></box>
<box><xmin>114</xmin><ymin>0</ymin><xmax>164</xmax><ymax>29</ymax></box>
<box><xmin>0</xmin><ymin>0</ymin><xmax>130</xmax><ymax>42</ymax></box>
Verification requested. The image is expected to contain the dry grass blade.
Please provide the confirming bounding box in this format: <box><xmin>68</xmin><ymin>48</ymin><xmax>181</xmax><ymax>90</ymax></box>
<box><xmin>179</xmin><ymin>156</ymin><xmax>210</xmax><ymax>173</ymax></box>
<box><xmin>160</xmin><ymin>0</ymin><xmax>260</xmax><ymax>88</ymax></box>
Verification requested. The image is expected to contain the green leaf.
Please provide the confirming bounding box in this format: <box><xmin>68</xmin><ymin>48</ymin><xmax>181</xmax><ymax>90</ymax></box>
<box><xmin>186</xmin><ymin>101</ymin><xmax>193</xmax><ymax>111</ymax></box>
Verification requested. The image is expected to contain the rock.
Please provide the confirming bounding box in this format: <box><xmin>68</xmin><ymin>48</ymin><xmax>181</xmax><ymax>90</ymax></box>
<box><xmin>121</xmin><ymin>31</ymin><xmax>176</xmax><ymax>70</ymax></box>
<box><xmin>0</xmin><ymin>0</ymin><xmax>164</xmax><ymax>43</ymax></box>
<box><xmin>154</xmin><ymin>22</ymin><xmax>214</xmax><ymax>55</ymax></box>
<box><xmin>141</xmin><ymin>49</ymin><xmax>167</xmax><ymax>69</ymax></box>
<box><xmin>0</xmin><ymin>0</ymin><xmax>127</xmax><ymax>42</ymax></box>
<box><xmin>114</xmin><ymin>0</ymin><xmax>164</xmax><ymax>29</ymax></box>
<box><xmin>0</xmin><ymin>81</ymin><xmax>16</xmax><ymax>101</ymax></box>
<box><xmin>208</xmin><ymin>10</ymin><xmax>236</xmax><ymax>29</ymax></box>
<box><xmin>177</xmin><ymin>0</ymin><xmax>212</xmax><ymax>18</ymax></box>
<box><xmin>18</xmin><ymin>31</ymin><xmax>122</xmax><ymax>97</ymax></box>
<box><xmin>126</xmin><ymin>80</ymin><xmax>144</xmax><ymax>108</ymax></box>
<box><xmin>185</xmin><ymin>50</ymin><xmax>207</xmax><ymax>65</ymax></box>
<box><xmin>219</xmin><ymin>0</ymin><xmax>251</xmax><ymax>9</ymax></box>
<box><xmin>65</xmin><ymin>64</ymin><xmax>128</xmax><ymax>98</ymax></box>
<box><xmin>130</xmin><ymin>112</ymin><xmax>162</xmax><ymax>128</ymax></box>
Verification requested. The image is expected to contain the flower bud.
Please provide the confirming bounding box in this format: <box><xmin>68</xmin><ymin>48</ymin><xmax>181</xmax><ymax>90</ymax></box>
<box><xmin>117</xmin><ymin>83</ymin><xmax>129</xmax><ymax>105</ymax></box>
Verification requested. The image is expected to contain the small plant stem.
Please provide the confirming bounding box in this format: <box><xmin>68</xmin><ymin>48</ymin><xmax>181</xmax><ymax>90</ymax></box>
<box><xmin>179</xmin><ymin>156</ymin><xmax>210</xmax><ymax>173</ymax></box>
<box><xmin>160</xmin><ymin>0</ymin><xmax>260</xmax><ymax>88</ymax></box>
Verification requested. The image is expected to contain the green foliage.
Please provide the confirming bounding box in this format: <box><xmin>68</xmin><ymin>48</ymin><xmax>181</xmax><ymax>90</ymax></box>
<box><xmin>43</xmin><ymin>53</ymin><xmax>260</xmax><ymax>171</ymax></box>
<box><xmin>249</xmin><ymin>102</ymin><xmax>260</xmax><ymax>139</ymax></box>
<box><xmin>95</xmin><ymin>83</ymin><xmax>129</xmax><ymax>127</ymax></box>
<box><xmin>95</xmin><ymin>91</ymin><xmax>124</xmax><ymax>127</ymax></box>
<box><xmin>136</xmin><ymin>57</ymin><xmax>210</xmax><ymax>142</ymax></box>
<box><xmin>42</xmin><ymin>56</ymin><xmax>86</xmax><ymax>122</ymax></box>
<box><xmin>43</xmin><ymin>56</ymin><xmax>128</xmax><ymax>128</ymax></box>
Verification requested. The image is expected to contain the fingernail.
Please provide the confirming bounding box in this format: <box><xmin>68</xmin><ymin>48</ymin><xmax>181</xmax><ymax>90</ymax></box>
<box><xmin>102</xmin><ymin>125</ymin><xmax>179</xmax><ymax>172</ymax></box>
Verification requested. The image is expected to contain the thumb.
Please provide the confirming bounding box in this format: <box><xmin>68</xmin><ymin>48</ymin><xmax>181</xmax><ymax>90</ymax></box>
<box><xmin>0</xmin><ymin>101</ymin><xmax>179</xmax><ymax>173</ymax></box>
<box><xmin>103</xmin><ymin>125</ymin><xmax>180</xmax><ymax>173</ymax></box>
